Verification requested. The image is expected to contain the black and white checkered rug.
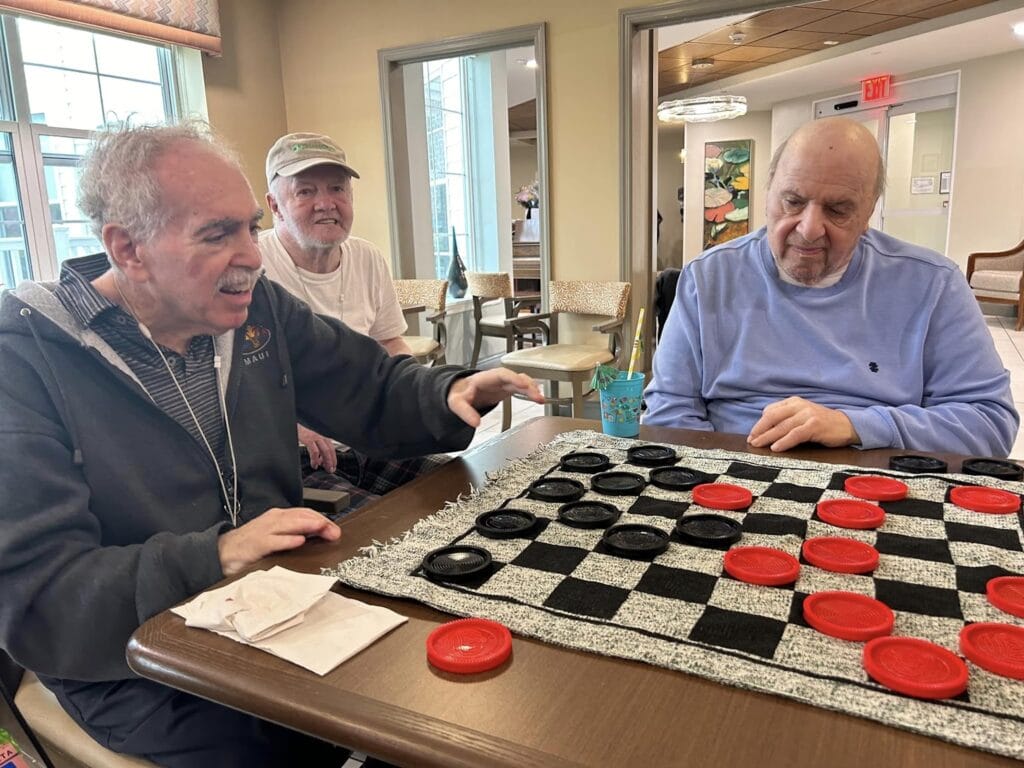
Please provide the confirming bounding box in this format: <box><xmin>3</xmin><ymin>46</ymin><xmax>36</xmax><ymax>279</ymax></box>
<box><xmin>328</xmin><ymin>431</ymin><xmax>1024</xmax><ymax>760</ymax></box>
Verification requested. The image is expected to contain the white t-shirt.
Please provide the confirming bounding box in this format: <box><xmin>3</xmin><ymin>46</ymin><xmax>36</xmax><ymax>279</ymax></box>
<box><xmin>258</xmin><ymin>229</ymin><xmax>407</xmax><ymax>342</ymax></box>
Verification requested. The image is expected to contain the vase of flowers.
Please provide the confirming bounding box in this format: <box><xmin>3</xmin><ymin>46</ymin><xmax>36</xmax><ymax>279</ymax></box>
<box><xmin>515</xmin><ymin>181</ymin><xmax>540</xmax><ymax>241</ymax></box>
<box><xmin>516</xmin><ymin>181</ymin><xmax>539</xmax><ymax>219</ymax></box>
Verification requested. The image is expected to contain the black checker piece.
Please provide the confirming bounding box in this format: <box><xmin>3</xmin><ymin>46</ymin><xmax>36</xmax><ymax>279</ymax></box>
<box><xmin>627</xmin><ymin>496</ymin><xmax>689</xmax><ymax>519</ymax></box>
<box><xmin>945</xmin><ymin>521</ymin><xmax>1023</xmax><ymax>551</ymax></box>
<box><xmin>879</xmin><ymin>498</ymin><xmax>946</xmax><ymax>521</ymax></box>
<box><xmin>874</xmin><ymin>532</ymin><xmax>953</xmax><ymax>564</ymax></box>
<box><xmin>650</xmin><ymin>466</ymin><xmax>714</xmax><ymax>491</ymax></box>
<box><xmin>635</xmin><ymin>564</ymin><xmax>718</xmax><ymax>603</ymax></box>
<box><xmin>510</xmin><ymin>542</ymin><xmax>589</xmax><ymax>575</ymax></box>
<box><xmin>873</xmin><ymin>580</ymin><xmax>963</xmax><ymax>619</ymax></box>
<box><xmin>760</xmin><ymin>482</ymin><xmax>824</xmax><ymax>504</ymax></box>
<box><xmin>955</xmin><ymin>564</ymin><xmax>1017</xmax><ymax>594</ymax></box>
<box><xmin>543</xmin><ymin>577</ymin><xmax>630</xmax><ymax>619</ymax></box>
<box><xmin>742</xmin><ymin>513</ymin><xmax>807</xmax><ymax>538</ymax></box>
<box><xmin>726</xmin><ymin>462</ymin><xmax>780</xmax><ymax>483</ymax></box>
<box><xmin>688</xmin><ymin>606</ymin><xmax>789</xmax><ymax>659</ymax></box>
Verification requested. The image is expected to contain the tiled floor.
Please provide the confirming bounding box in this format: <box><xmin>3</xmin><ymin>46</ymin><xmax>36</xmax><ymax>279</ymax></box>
<box><xmin>472</xmin><ymin>315</ymin><xmax>1024</xmax><ymax>459</ymax></box>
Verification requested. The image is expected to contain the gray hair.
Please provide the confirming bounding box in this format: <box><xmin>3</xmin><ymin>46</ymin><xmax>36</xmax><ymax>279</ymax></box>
<box><xmin>78</xmin><ymin>121</ymin><xmax>243</xmax><ymax>243</ymax></box>
<box><xmin>767</xmin><ymin>132</ymin><xmax>886</xmax><ymax>201</ymax></box>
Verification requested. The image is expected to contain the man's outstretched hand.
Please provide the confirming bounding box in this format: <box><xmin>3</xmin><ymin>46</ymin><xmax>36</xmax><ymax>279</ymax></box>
<box><xmin>747</xmin><ymin>396</ymin><xmax>859</xmax><ymax>452</ymax></box>
<box><xmin>448</xmin><ymin>369</ymin><xmax>544</xmax><ymax>428</ymax></box>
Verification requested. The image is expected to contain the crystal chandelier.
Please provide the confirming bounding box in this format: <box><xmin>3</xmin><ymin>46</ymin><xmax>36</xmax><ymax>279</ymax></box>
<box><xmin>657</xmin><ymin>95</ymin><xmax>748</xmax><ymax>124</ymax></box>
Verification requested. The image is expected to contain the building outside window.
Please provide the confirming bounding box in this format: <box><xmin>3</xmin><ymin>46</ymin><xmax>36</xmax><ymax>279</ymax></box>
<box><xmin>0</xmin><ymin>15</ymin><xmax>183</xmax><ymax>288</ymax></box>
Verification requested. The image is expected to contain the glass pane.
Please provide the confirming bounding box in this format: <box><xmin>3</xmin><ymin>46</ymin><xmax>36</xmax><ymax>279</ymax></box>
<box><xmin>0</xmin><ymin>133</ymin><xmax>32</xmax><ymax>286</ymax></box>
<box><xmin>100</xmin><ymin>77</ymin><xmax>168</xmax><ymax>125</ymax></box>
<box><xmin>17</xmin><ymin>18</ymin><xmax>96</xmax><ymax>71</ymax></box>
<box><xmin>95</xmin><ymin>36</ymin><xmax>161</xmax><ymax>82</ymax></box>
<box><xmin>40</xmin><ymin>135</ymin><xmax>102</xmax><ymax>265</ymax></box>
<box><xmin>25</xmin><ymin>66</ymin><xmax>102</xmax><ymax>129</ymax></box>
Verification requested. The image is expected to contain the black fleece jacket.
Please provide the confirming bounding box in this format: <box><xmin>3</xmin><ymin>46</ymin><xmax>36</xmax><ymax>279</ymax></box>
<box><xmin>0</xmin><ymin>264</ymin><xmax>474</xmax><ymax>684</ymax></box>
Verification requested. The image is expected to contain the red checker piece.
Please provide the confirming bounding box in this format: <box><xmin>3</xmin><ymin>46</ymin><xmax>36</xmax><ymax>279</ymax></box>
<box><xmin>802</xmin><ymin>537</ymin><xmax>880</xmax><ymax>574</ymax></box>
<box><xmin>692</xmin><ymin>483</ymin><xmax>753</xmax><ymax>510</ymax></box>
<box><xmin>844</xmin><ymin>475</ymin><xmax>908</xmax><ymax>502</ymax></box>
<box><xmin>988</xmin><ymin>576</ymin><xmax>1024</xmax><ymax>619</ymax></box>
<box><xmin>724</xmin><ymin>546</ymin><xmax>800</xmax><ymax>586</ymax></box>
<box><xmin>803</xmin><ymin>591</ymin><xmax>894</xmax><ymax>641</ymax></box>
<box><xmin>960</xmin><ymin>622</ymin><xmax>1024</xmax><ymax>680</ymax></box>
<box><xmin>862</xmin><ymin>636</ymin><xmax>968</xmax><ymax>700</ymax></box>
<box><xmin>950</xmin><ymin>486</ymin><xmax>1021</xmax><ymax>515</ymax></box>
<box><xmin>426</xmin><ymin>618</ymin><xmax>512</xmax><ymax>674</ymax></box>
<box><xmin>816</xmin><ymin>499</ymin><xmax>886</xmax><ymax>530</ymax></box>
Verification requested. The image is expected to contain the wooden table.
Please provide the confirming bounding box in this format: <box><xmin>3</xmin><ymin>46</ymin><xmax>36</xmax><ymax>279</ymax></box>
<box><xmin>127</xmin><ymin>417</ymin><xmax>1018</xmax><ymax>768</ymax></box>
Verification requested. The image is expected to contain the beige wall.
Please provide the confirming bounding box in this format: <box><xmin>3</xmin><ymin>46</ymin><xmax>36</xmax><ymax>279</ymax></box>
<box><xmin>947</xmin><ymin>48</ymin><xmax>1024</xmax><ymax>268</ymax></box>
<box><xmin>202</xmin><ymin>0</ymin><xmax>287</xmax><ymax>226</ymax></box>
<box><xmin>271</xmin><ymin>0</ymin><xmax>660</xmax><ymax>279</ymax></box>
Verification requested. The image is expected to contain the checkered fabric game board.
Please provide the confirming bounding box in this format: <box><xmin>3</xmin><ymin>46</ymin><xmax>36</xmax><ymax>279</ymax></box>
<box><xmin>328</xmin><ymin>430</ymin><xmax>1024</xmax><ymax>760</ymax></box>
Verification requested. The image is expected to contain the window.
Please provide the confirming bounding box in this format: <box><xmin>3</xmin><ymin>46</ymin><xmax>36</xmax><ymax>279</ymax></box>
<box><xmin>423</xmin><ymin>58</ymin><xmax>470</xmax><ymax>284</ymax></box>
<box><xmin>421</xmin><ymin>54</ymin><xmax>503</xmax><ymax>287</ymax></box>
<box><xmin>0</xmin><ymin>14</ymin><xmax>186</xmax><ymax>285</ymax></box>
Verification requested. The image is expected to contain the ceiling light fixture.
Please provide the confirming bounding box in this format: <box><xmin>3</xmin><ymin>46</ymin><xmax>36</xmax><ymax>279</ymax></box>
<box><xmin>1013</xmin><ymin>22</ymin><xmax>1024</xmax><ymax>37</ymax></box>
<box><xmin>823</xmin><ymin>40</ymin><xmax>840</xmax><ymax>46</ymax></box>
<box><xmin>728</xmin><ymin>30</ymin><xmax>746</xmax><ymax>44</ymax></box>
<box><xmin>690</xmin><ymin>57</ymin><xmax>715</xmax><ymax>70</ymax></box>
<box><xmin>525</xmin><ymin>58</ymin><xmax>538</xmax><ymax>69</ymax></box>
<box><xmin>658</xmin><ymin>95</ymin><xmax>748</xmax><ymax>123</ymax></box>
<box><xmin>679</xmin><ymin>148</ymin><xmax>687</xmax><ymax>164</ymax></box>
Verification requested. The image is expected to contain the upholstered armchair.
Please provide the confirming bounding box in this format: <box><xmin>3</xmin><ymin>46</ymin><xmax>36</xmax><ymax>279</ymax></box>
<box><xmin>966</xmin><ymin>239</ymin><xmax>1024</xmax><ymax>331</ymax></box>
<box><xmin>393</xmin><ymin>279</ymin><xmax>449</xmax><ymax>365</ymax></box>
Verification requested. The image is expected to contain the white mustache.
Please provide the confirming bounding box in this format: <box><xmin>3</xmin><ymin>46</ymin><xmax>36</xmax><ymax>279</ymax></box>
<box><xmin>217</xmin><ymin>269</ymin><xmax>260</xmax><ymax>292</ymax></box>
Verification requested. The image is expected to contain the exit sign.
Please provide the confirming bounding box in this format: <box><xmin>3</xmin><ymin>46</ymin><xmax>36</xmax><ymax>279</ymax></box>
<box><xmin>861</xmin><ymin>75</ymin><xmax>893</xmax><ymax>103</ymax></box>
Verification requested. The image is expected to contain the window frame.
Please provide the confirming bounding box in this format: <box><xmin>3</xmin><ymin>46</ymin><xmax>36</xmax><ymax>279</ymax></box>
<box><xmin>0</xmin><ymin>14</ymin><xmax>185</xmax><ymax>282</ymax></box>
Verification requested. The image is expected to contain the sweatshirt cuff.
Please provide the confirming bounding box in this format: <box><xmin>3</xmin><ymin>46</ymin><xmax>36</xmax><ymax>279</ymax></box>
<box><xmin>135</xmin><ymin>523</ymin><xmax>228</xmax><ymax>623</ymax></box>
<box><xmin>842</xmin><ymin>407</ymin><xmax>899</xmax><ymax>451</ymax></box>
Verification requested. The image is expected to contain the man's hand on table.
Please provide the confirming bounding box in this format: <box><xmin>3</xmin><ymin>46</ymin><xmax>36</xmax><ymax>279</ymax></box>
<box><xmin>448</xmin><ymin>368</ymin><xmax>544</xmax><ymax>428</ymax></box>
<box><xmin>747</xmin><ymin>396</ymin><xmax>860</xmax><ymax>452</ymax></box>
<box><xmin>218</xmin><ymin>507</ymin><xmax>341</xmax><ymax>576</ymax></box>
<box><xmin>298</xmin><ymin>424</ymin><xmax>337</xmax><ymax>472</ymax></box>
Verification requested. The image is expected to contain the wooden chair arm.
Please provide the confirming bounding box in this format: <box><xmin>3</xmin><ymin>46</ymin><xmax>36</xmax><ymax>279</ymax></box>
<box><xmin>592</xmin><ymin>318</ymin><xmax>624</xmax><ymax>333</ymax></box>
<box><xmin>967</xmin><ymin>239</ymin><xmax>1024</xmax><ymax>278</ymax></box>
<box><xmin>504</xmin><ymin>312</ymin><xmax>552</xmax><ymax>327</ymax></box>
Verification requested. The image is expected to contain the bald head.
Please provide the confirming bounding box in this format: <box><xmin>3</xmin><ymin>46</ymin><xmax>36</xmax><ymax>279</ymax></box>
<box><xmin>769</xmin><ymin>118</ymin><xmax>885</xmax><ymax>203</ymax></box>
<box><xmin>765</xmin><ymin>118</ymin><xmax>884</xmax><ymax>286</ymax></box>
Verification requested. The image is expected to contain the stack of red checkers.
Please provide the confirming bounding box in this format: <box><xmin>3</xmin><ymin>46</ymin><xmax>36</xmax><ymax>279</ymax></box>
<box><xmin>802</xmin><ymin>537</ymin><xmax>879</xmax><ymax>574</ymax></box>
<box><xmin>987</xmin><ymin>576</ymin><xmax>1024</xmax><ymax>618</ymax></box>
<box><xmin>803</xmin><ymin>591</ymin><xmax>894</xmax><ymax>641</ymax></box>
<box><xmin>862</xmin><ymin>636</ymin><xmax>969</xmax><ymax>699</ymax></box>
<box><xmin>844</xmin><ymin>475</ymin><xmax>908</xmax><ymax>502</ymax></box>
<box><xmin>949</xmin><ymin>486</ymin><xmax>1021</xmax><ymax>515</ymax></box>
<box><xmin>692</xmin><ymin>483</ymin><xmax>753</xmax><ymax>510</ymax></box>
<box><xmin>426</xmin><ymin>618</ymin><xmax>512</xmax><ymax>674</ymax></box>
<box><xmin>959</xmin><ymin>623</ymin><xmax>1024</xmax><ymax>680</ymax></box>
<box><xmin>816</xmin><ymin>499</ymin><xmax>886</xmax><ymax>530</ymax></box>
<box><xmin>724</xmin><ymin>546</ymin><xmax>800</xmax><ymax>586</ymax></box>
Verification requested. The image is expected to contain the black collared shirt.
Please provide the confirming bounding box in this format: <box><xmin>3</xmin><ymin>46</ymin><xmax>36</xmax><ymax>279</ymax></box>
<box><xmin>53</xmin><ymin>255</ymin><xmax>227</xmax><ymax>462</ymax></box>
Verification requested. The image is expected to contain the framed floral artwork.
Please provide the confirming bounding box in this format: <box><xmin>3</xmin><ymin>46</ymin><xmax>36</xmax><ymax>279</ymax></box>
<box><xmin>703</xmin><ymin>139</ymin><xmax>751</xmax><ymax>249</ymax></box>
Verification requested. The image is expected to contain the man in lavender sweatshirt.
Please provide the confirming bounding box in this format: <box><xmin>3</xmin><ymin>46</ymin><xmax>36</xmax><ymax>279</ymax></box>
<box><xmin>644</xmin><ymin>117</ymin><xmax>1017</xmax><ymax>457</ymax></box>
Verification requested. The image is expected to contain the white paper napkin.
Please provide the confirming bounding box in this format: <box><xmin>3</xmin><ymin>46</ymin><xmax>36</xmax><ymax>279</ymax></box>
<box><xmin>172</xmin><ymin>566</ymin><xmax>407</xmax><ymax>675</ymax></box>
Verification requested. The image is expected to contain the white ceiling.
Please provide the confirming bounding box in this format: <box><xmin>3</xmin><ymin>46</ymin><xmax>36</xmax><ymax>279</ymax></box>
<box><xmin>505</xmin><ymin>46</ymin><xmax>537</xmax><ymax>108</ymax></box>
<box><xmin>658</xmin><ymin>3</ymin><xmax>1024</xmax><ymax>110</ymax></box>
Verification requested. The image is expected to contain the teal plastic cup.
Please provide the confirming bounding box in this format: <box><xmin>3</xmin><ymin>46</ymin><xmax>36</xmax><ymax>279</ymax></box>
<box><xmin>599</xmin><ymin>371</ymin><xmax>644</xmax><ymax>437</ymax></box>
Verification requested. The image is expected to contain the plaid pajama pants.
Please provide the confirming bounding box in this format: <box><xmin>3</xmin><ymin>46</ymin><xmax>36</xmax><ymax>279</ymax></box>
<box><xmin>301</xmin><ymin>448</ymin><xmax>450</xmax><ymax>515</ymax></box>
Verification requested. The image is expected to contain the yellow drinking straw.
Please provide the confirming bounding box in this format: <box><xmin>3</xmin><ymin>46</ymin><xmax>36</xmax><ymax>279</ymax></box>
<box><xmin>626</xmin><ymin>307</ymin><xmax>645</xmax><ymax>379</ymax></box>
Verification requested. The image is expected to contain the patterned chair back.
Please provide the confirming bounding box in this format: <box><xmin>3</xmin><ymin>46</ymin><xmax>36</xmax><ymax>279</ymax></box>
<box><xmin>465</xmin><ymin>272</ymin><xmax>514</xmax><ymax>300</ymax></box>
<box><xmin>393</xmin><ymin>279</ymin><xmax>448</xmax><ymax>312</ymax></box>
<box><xmin>549</xmin><ymin>281</ymin><xmax>630</xmax><ymax>319</ymax></box>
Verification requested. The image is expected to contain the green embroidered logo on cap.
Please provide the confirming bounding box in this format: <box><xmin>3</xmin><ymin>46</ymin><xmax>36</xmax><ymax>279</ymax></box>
<box><xmin>290</xmin><ymin>141</ymin><xmax>335</xmax><ymax>153</ymax></box>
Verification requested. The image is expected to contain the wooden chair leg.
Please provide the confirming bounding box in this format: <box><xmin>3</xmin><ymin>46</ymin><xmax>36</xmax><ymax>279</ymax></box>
<box><xmin>501</xmin><ymin>396</ymin><xmax>512</xmax><ymax>432</ymax></box>
<box><xmin>548</xmin><ymin>381</ymin><xmax>560</xmax><ymax>417</ymax></box>
<box><xmin>571</xmin><ymin>379</ymin><xmax>586</xmax><ymax>418</ymax></box>
<box><xmin>1017</xmin><ymin>295</ymin><xmax>1024</xmax><ymax>332</ymax></box>
<box><xmin>470</xmin><ymin>329</ymin><xmax>482</xmax><ymax>368</ymax></box>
